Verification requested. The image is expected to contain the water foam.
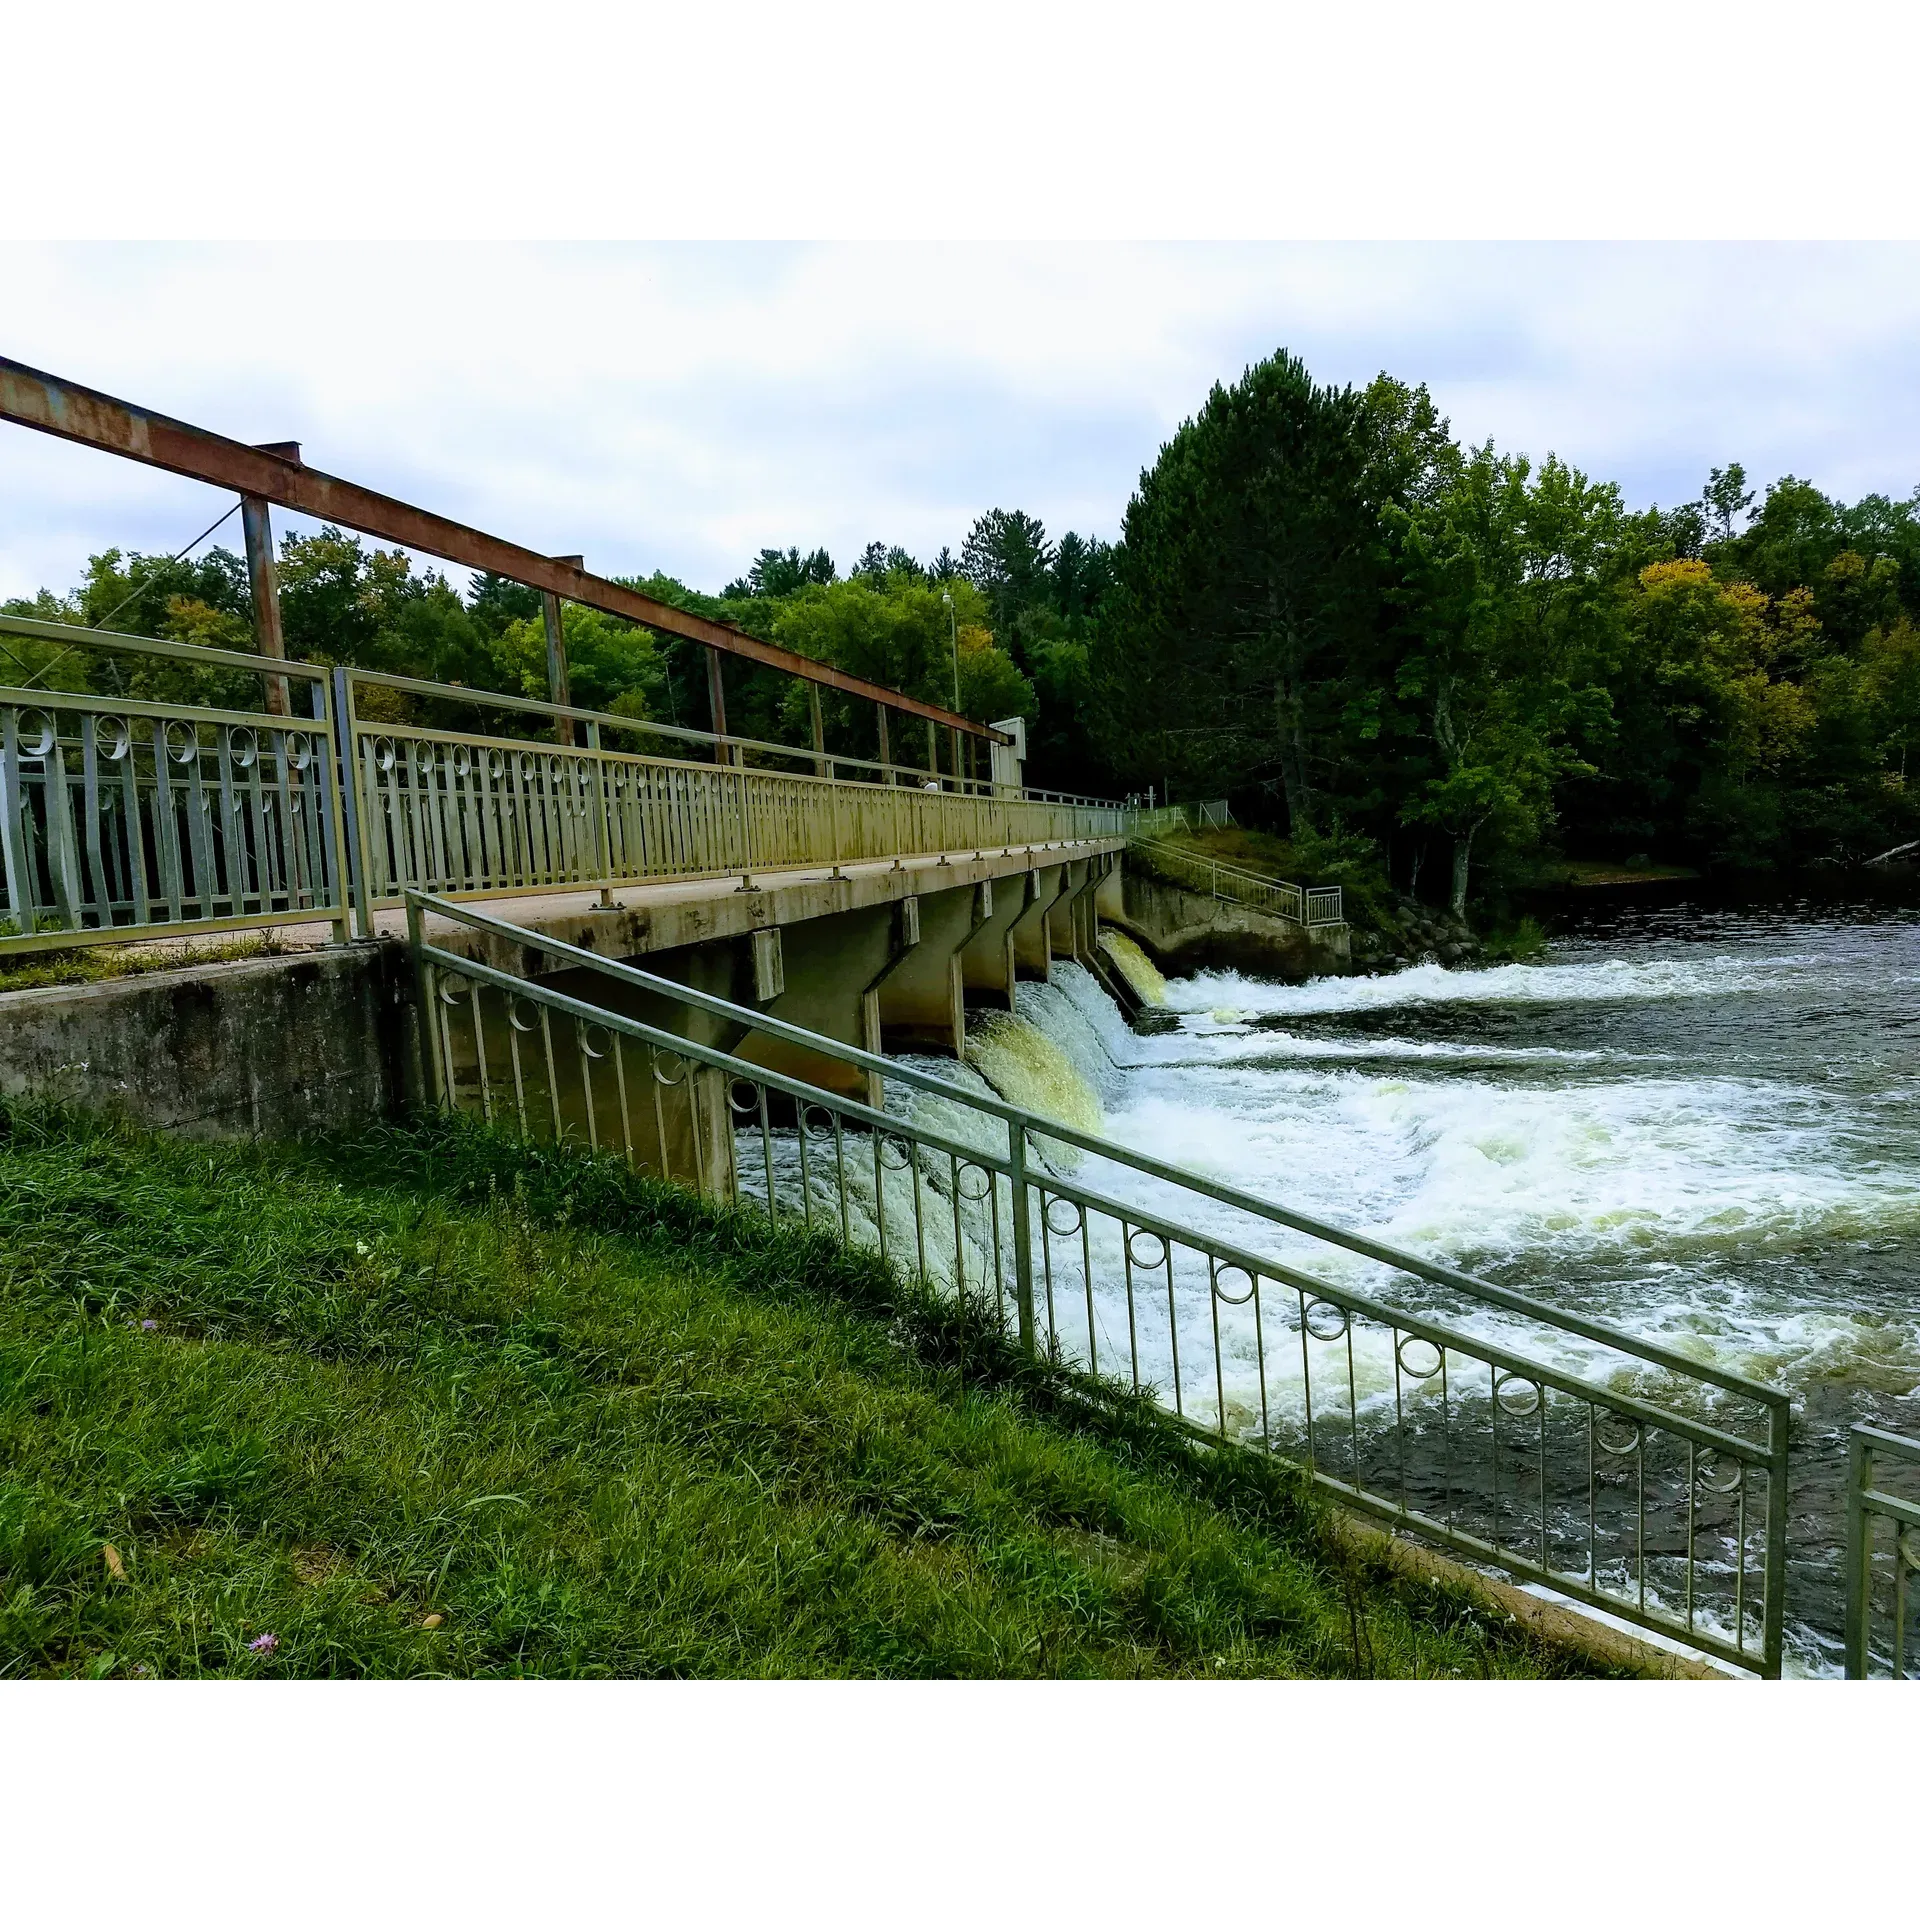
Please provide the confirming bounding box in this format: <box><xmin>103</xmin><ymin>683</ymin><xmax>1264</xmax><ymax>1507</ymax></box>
<box><xmin>1098</xmin><ymin>929</ymin><xmax>1168</xmax><ymax>1005</ymax></box>
<box><xmin>1162</xmin><ymin>951</ymin><xmax>1832</xmax><ymax>1019</ymax></box>
<box><xmin>1000</xmin><ymin>956</ymin><xmax>1920</xmax><ymax>1418</ymax></box>
<box><xmin>1104</xmin><ymin>1063</ymin><xmax>1920</xmax><ymax>1262</ymax></box>
<box><xmin>751</xmin><ymin>936</ymin><xmax>1919</xmax><ymax>1471</ymax></box>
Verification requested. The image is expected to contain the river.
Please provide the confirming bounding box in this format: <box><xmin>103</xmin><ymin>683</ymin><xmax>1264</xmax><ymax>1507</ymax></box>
<box><xmin>959</xmin><ymin>887</ymin><xmax>1920</xmax><ymax>1672</ymax></box>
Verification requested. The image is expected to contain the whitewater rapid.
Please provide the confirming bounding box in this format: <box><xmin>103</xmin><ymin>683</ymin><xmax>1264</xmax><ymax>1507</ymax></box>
<box><xmin>982</xmin><ymin>932</ymin><xmax>1920</xmax><ymax>1407</ymax></box>
<box><xmin>750</xmin><ymin>903</ymin><xmax>1919</xmax><ymax>1668</ymax></box>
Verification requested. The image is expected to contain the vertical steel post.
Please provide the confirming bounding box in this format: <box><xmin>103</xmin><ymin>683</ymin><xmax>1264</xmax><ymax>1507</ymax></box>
<box><xmin>824</xmin><ymin>719</ymin><xmax>845</xmax><ymax>878</ymax></box>
<box><xmin>1008</xmin><ymin>1118</ymin><xmax>1036</xmax><ymax>1358</ymax></box>
<box><xmin>331</xmin><ymin>665</ymin><xmax>376</xmax><ymax>938</ymax></box>
<box><xmin>541</xmin><ymin>590</ymin><xmax>574</xmax><ymax>746</ymax></box>
<box><xmin>1844</xmin><ymin>1426</ymin><xmax>1871</xmax><ymax>1678</ymax></box>
<box><xmin>876</xmin><ymin>703</ymin><xmax>893</xmax><ymax>785</ymax></box>
<box><xmin>809</xmin><ymin>684</ymin><xmax>827</xmax><ymax>779</ymax></box>
<box><xmin>706</xmin><ymin>648</ymin><xmax>732</xmax><ymax>766</ymax></box>
<box><xmin>240</xmin><ymin>494</ymin><xmax>291</xmax><ymax>719</ymax></box>
<box><xmin>315</xmin><ymin>676</ymin><xmax>353</xmax><ymax>945</ymax></box>
<box><xmin>585</xmin><ymin>718</ymin><xmax>614</xmax><ymax>908</ymax></box>
<box><xmin>1763</xmin><ymin>1399</ymin><xmax>1790</xmax><ymax>1679</ymax></box>
<box><xmin>404</xmin><ymin>891</ymin><xmax>441</xmax><ymax>1110</ymax></box>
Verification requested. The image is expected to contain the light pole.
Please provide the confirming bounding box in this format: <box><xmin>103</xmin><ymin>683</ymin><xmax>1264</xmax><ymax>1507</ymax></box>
<box><xmin>941</xmin><ymin>589</ymin><xmax>963</xmax><ymax>792</ymax></box>
<box><xmin>940</xmin><ymin>589</ymin><xmax>961</xmax><ymax>710</ymax></box>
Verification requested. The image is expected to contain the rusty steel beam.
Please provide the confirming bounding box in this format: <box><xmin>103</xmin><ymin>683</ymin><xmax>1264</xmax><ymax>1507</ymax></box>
<box><xmin>0</xmin><ymin>356</ymin><xmax>1007</xmax><ymax>743</ymax></box>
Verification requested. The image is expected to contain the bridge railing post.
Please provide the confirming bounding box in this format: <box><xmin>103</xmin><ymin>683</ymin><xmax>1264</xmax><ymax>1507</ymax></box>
<box><xmin>1763</xmin><ymin>1398</ymin><xmax>1790</xmax><ymax>1678</ymax></box>
<box><xmin>313</xmin><ymin>673</ymin><xmax>353</xmax><ymax>946</ymax></box>
<box><xmin>332</xmin><ymin>666</ymin><xmax>377</xmax><ymax>939</ymax></box>
<box><xmin>827</xmin><ymin>750</ymin><xmax>845</xmax><ymax>877</ymax></box>
<box><xmin>404</xmin><ymin>891</ymin><xmax>442</xmax><ymax>1110</ymax></box>
<box><xmin>1844</xmin><ymin>1425</ymin><xmax>1870</xmax><ymax>1678</ymax></box>
<box><xmin>1008</xmin><ymin>1118</ymin><xmax>1037</xmax><ymax>1358</ymax></box>
<box><xmin>584</xmin><ymin>718</ymin><xmax>615</xmax><ymax>909</ymax></box>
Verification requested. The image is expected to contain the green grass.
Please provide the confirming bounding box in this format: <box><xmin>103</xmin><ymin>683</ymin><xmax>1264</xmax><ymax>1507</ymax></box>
<box><xmin>0</xmin><ymin>932</ymin><xmax>287</xmax><ymax>995</ymax></box>
<box><xmin>0</xmin><ymin>1109</ymin><xmax>1613</xmax><ymax>1678</ymax></box>
<box><xmin>1155</xmin><ymin>824</ymin><xmax>1401</xmax><ymax>936</ymax></box>
<box><xmin>1477</xmin><ymin>915</ymin><xmax>1550</xmax><ymax>964</ymax></box>
<box><xmin>1528</xmin><ymin>857</ymin><xmax>1702</xmax><ymax>888</ymax></box>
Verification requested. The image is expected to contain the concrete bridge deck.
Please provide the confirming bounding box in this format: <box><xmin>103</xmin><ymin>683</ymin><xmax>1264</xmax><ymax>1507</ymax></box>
<box><xmin>393</xmin><ymin>835</ymin><xmax>1124</xmax><ymax>972</ymax></box>
<box><xmin>0</xmin><ymin>835</ymin><xmax>1126</xmax><ymax>1138</ymax></box>
<box><xmin>95</xmin><ymin>835</ymin><xmax>1122</xmax><ymax>966</ymax></box>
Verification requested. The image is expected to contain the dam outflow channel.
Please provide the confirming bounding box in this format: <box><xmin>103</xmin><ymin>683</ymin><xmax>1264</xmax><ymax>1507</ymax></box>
<box><xmin>847</xmin><ymin>893</ymin><xmax>1916</xmax><ymax>1673</ymax></box>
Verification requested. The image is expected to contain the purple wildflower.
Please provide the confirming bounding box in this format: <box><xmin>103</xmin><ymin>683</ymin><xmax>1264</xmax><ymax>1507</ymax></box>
<box><xmin>140</xmin><ymin>1319</ymin><xmax>158</xmax><ymax>1332</ymax></box>
<box><xmin>248</xmin><ymin>1632</ymin><xmax>279</xmax><ymax>1655</ymax></box>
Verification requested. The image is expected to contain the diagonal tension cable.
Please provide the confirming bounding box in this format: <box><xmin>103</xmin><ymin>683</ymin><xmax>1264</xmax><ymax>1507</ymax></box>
<box><xmin>16</xmin><ymin>498</ymin><xmax>245</xmax><ymax>692</ymax></box>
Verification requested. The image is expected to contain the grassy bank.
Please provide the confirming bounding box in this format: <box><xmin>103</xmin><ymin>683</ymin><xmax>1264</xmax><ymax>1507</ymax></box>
<box><xmin>0</xmin><ymin>1110</ymin><xmax>1612</xmax><ymax>1678</ymax></box>
<box><xmin>1156</xmin><ymin>825</ymin><xmax>1402</xmax><ymax>944</ymax></box>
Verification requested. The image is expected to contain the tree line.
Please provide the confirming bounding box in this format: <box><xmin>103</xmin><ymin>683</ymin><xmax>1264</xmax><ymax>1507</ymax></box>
<box><xmin>8</xmin><ymin>345</ymin><xmax>1917</xmax><ymax>907</ymax></box>
<box><xmin>1091</xmin><ymin>354</ymin><xmax>1920</xmax><ymax>903</ymax></box>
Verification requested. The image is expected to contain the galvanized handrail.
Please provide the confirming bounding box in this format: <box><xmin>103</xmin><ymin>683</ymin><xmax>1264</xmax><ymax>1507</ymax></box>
<box><xmin>1128</xmin><ymin>833</ymin><xmax>1345</xmax><ymax>930</ymax></box>
<box><xmin>0</xmin><ymin>611</ymin><xmax>332</xmax><ymax>683</ymax></box>
<box><xmin>343</xmin><ymin>666</ymin><xmax>1132</xmax><ymax>816</ymax></box>
<box><xmin>1184</xmin><ymin>843</ymin><xmax>1344</xmax><ymax>911</ymax></box>
<box><xmin>1844</xmin><ymin>1424</ymin><xmax>1920</xmax><ymax>1677</ymax></box>
<box><xmin>409</xmin><ymin>889</ymin><xmax>1792</xmax><ymax>1674</ymax></box>
<box><xmin>340</xmin><ymin>664</ymin><xmax>1008</xmax><ymax>795</ymax></box>
<box><xmin>0</xmin><ymin>618</ymin><xmax>1135</xmax><ymax>954</ymax></box>
<box><xmin>0</xmin><ymin>619</ymin><xmax>351</xmax><ymax>951</ymax></box>
<box><xmin>342</xmin><ymin>706</ymin><xmax>1129</xmax><ymax>929</ymax></box>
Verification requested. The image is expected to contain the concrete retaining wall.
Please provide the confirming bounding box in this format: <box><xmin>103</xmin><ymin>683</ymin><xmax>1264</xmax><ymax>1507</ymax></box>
<box><xmin>0</xmin><ymin>947</ymin><xmax>411</xmax><ymax>1139</ymax></box>
<box><xmin>1106</xmin><ymin>864</ymin><xmax>1350</xmax><ymax>981</ymax></box>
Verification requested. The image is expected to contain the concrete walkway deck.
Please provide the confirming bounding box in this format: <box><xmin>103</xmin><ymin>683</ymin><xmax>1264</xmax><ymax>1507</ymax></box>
<box><xmin>60</xmin><ymin>836</ymin><xmax>1125</xmax><ymax>974</ymax></box>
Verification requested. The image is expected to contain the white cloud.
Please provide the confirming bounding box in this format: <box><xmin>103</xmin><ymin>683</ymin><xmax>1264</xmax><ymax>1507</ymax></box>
<box><xmin>4</xmin><ymin>242</ymin><xmax>1919</xmax><ymax>604</ymax></box>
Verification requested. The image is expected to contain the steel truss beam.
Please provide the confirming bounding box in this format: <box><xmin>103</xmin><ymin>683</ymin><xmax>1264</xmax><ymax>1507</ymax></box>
<box><xmin>0</xmin><ymin>356</ymin><xmax>1006</xmax><ymax>743</ymax></box>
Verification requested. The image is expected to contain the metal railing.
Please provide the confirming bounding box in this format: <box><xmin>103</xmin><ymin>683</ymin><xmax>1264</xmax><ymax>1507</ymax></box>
<box><xmin>1844</xmin><ymin>1425</ymin><xmax>1920</xmax><ymax>1677</ymax></box>
<box><xmin>0</xmin><ymin>617</ymin><xmax>1132</xmax><ymax>955</ymax></box>
<box><xmin>336</xmin><ymin>670</ymin><xmax>1130</xmax><ymax>928</ymax></box>
<box><xmin>1128</xmin><ymin>835</ymin><xmax>1344</xmax><ymax>929</ymax></box>
<box><xmin>0</xmin><ymin>618</ymin><xmax>350</xmax><ymax>951</ymax></box>
<box><xmin>410</xmin><ymin>890</ymin><xmax>1791</xmax><ymax>1674</ymax></box>
<box><xmin>1132</xmin><ymin>800</ymin><xmax>1233</xmax><ymax>838</ymax></box>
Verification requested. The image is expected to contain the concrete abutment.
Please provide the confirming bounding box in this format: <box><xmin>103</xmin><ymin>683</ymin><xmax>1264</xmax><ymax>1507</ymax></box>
<box><xmin>0</xmin><ymin>840</ymin><xmax>1355</xmax><ymax>1144</ymax></box>
<box><xmin>0</xmin><ymin>844</ymin><xmax>1127</xmax><ymax>1141</ymax></box>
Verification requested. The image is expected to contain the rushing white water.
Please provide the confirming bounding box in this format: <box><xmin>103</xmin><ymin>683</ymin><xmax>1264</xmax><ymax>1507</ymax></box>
<box><xmin>738</xmin><ymin>897</ymin><xmax>1920</xmax><ymax>1664</ymax></box>
<box><xmin>945</xmin><ymin>900</ymin><xmax>1920</xmax><ymax>1667</ymax></box>
<box><xmin>1160</xmin><ymin>950</ymin><xmax>1828</xmax><ymax>1017</ymax></box>
<box><xmin>992</xmin><ymin>934</ymin><xmax>1920</xmax><ymax>1388</ymax></box>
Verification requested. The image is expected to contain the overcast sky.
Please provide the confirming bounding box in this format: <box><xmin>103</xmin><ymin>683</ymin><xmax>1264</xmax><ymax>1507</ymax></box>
<box><xmin>5</xmin><ymin>242</ymin><xmax>1919</xmax><ymax>606</ymax></box>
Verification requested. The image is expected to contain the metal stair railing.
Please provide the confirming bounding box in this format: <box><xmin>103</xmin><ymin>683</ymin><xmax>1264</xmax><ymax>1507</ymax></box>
<box><xmin>1843</xmin><ymin>1425</ymin><xmax>1920</xmax><ymax>1677</ymax></box>
<box><xmin>408</xmin><ymin>889</ymin><xmax>1791</xmax><ymax>1675</ymax></box>
<box><xmin>1128</xmin><ymin>833</ymin><xmax>1344</xmax><ymax>930</ymax></box>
